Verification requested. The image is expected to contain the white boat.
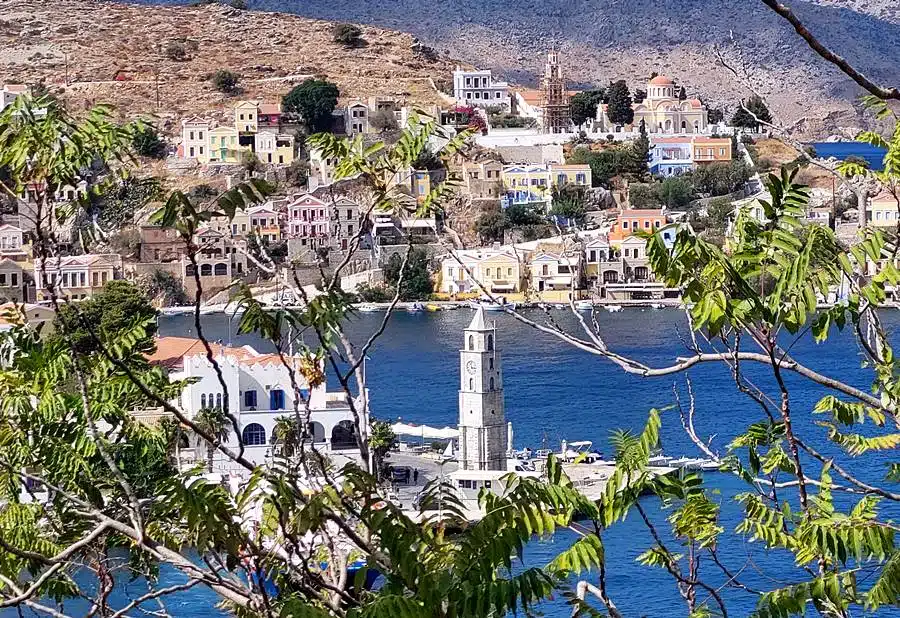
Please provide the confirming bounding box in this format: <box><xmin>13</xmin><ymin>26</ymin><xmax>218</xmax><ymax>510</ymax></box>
<box><xmin>160</xmin><ymin>306</ymin><xmax>194</xmax><ymax>316</ymax></box>
<box><xmin>471</xmin><ymin>295</ymin><xmax>516</xmax><ymax>311</ymax></box>
<box><xmin>574</xmin><ymin>300</ymin><xmax>594</xmax><ymax>311</ymax></box>
<box><xmin>406</xmin><ymin>302</ymin><xmax>425</xmax><ymax>313</ymax></box>
<box><xmin>357</xmin><ymin>304</ymin><xmax>381</xmax><ymax>313</ymax></box>
<box><xmin>605</xmin><ymin>305</ymin><xmax>623</xmax><ymax>313</ymax></box>
<box><xmin>650</xmin><ymin>303</ymin><xmax>664</xmax><ymax>310</ymax></box>
<box><xmin>648</xmin><ymin>454</ymin><xmax>673</xmax><ymax>467</ymax></box>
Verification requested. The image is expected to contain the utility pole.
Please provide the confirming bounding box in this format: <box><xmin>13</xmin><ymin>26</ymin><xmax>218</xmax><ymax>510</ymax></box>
<box><xmin>155</xmin><ymin>68</ymin><xmax>160</xmax><ymax>110</ymax></box>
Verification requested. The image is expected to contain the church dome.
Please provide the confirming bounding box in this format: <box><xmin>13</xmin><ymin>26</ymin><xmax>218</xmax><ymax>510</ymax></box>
<box><xmin>649</xmin><ymin>75</ymin><xmax>674</xmax><ymax>86</ymax></box>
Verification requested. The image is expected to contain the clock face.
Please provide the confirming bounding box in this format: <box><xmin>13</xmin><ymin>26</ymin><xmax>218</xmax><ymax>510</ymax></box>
<box><xmin>466</xmin><ymin>360</ymin><xmax>477</xmax><ymax>375</ymax></box>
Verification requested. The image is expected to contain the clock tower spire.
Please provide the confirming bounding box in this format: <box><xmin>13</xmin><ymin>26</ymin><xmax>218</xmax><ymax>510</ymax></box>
<box><xmin>458</xmin><ymin>307</ymin><xmax>508</xmax><ymax>471</ymax></box>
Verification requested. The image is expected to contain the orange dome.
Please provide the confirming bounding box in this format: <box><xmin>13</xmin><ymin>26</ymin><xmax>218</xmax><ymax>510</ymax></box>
<box><xmin>649</xmin><ymin>75</ymin><xmax>674</xmax><ymax>86</ymax></box>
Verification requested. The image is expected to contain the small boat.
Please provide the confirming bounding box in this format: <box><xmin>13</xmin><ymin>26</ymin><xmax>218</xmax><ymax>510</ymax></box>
<box><xmin>161</xmin><ymin>306</ymin><xmax>194</xmax><ymax>316</ymax></box>
<box><xmin>650</xmin><ymin>303</ymin><xmax>664</xmax><ymax>310</ymax></box>
<box><xmin>425</xmin><ymin>304</ymin><xmax>441</xmax><ymax>312</ymax></box>
<box><xmin>406</xmin><ymin>302</ymin><xmax>425</xmax><ymax>313</ymax></box>
<box><xmin>605</xmin><ymin>305</ymin><xmax>623</xmax><ymax>313</ymax></box>
<box><xmin>574</xmin><ymin>300</ymin><xmax>594</xmax><ymax>311</ymax></box>
<box><xmin>443</xmin><ymin>303</ymin><xmax>461</xmax><ymax>310</ymax></box>
<box><xmin>648</xmin><ymin>454</ymin><xmax>673</xmax><ymax>467</ymax></box>
<box><xmin>357</xmin><ymin>304</ymin><xmax>381</xmax><ymax>313</ymax></box>
<box><xmin>481</xmin><ymin>301</ymin><xmax>515</xmax><ymax>311</ymax></box>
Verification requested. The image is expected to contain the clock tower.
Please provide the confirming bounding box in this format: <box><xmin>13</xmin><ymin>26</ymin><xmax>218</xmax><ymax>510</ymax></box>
<box><xmin>458</xmin><ymin>307</ymin><xmax>508</xmax><ymax>471</ymax></box>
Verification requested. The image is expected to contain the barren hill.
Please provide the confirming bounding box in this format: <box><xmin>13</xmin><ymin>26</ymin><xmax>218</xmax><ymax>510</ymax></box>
<box><xmin>128</xmin><ymin>0</ymin><xmax>899</xmax><ymax>137</ymax></box>
<box><xmin>0</xmin><ymin>0</ymin><xmax>457</xmax><ymax>134</ymax></box>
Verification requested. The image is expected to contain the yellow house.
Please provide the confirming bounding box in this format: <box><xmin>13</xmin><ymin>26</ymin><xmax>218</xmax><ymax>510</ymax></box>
<box><xmin>549</xmin><ymin>164</ymin><xmax>592</xmax><ymax>187</ymax></box>
<box><xmin>867</xmin><ymin>189</ymin><xmax>900</xmax><ymax>228</ymax></box>
<box><xmin>502</xmin><ymin>163</ymin><xmax>591</xmax><ymax>209</ymax></box>
<box><xmin>529</xmin><ymin>241</ymin><xmax>583</xmax><ymax>294</ymax></box>
<box><xmin>207</xmin><ymin>126</ymin><xmax>244</xmax><ymax>163</ymax></box>
<box><xmin>234</xmin><ymin>101</ymin><xmax>259</xmax><ymax>134</ymax></box>
<box><xmin>440</xmin><ymin>247</ymin><xmax>527</xmax><ymax>295</ymax></box>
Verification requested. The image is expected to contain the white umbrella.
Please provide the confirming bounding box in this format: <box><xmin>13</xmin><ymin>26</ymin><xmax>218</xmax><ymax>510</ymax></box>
<box><xmin>391</xmin><ymin>422</ymin><xmax>459</xmax><ymax>440</ymax></box>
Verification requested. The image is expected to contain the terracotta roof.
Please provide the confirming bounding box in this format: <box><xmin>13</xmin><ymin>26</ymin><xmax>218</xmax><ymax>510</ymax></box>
<box><xmin>619</xmin><ymin>209</ymin><xmax>665</xmax><ymax>217</ymax></box>
<box><xmin>514</xmin><ymin>88</ymin><xmax>543</xmax><ymax>106</ymax></box>
<box><xmin>871</xmin><ymin>189</ymin><xmax>900</xmax><ymax>204</ymax></box>
<box><xmin>649</xmin><ymin>75</ymin><xmax>674</xmax><ymax>86</ymax></box>
<box><xmin>258</xmin><ymin>103</ymin><xmax>281</xmax><ymax>115</ymax></box>
<box><xmin>147</xmin><ymin>336</ymin><xmax>295</xmax><ymax>370</ymax></box>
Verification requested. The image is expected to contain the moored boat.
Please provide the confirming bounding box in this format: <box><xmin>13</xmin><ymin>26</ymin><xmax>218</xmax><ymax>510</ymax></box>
<box><xmin>574</xmin><ymin>300</ymin><xmax>594</xmax><ymax>311</ymax></box>
<box><xmin>357</xmin><ymin>304</ymin><xmax>381</xmax><ymax>313</ymax></box>
<box><xmin>605</xmin><ymin>305</ymin><xmax>623</xmax><ymax>313</ymax></box>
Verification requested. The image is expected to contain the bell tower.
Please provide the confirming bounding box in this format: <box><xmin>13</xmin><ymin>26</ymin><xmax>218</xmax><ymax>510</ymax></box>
<box><xmin>458</xmin><ymin>307</ymin><xmax>508</xmax><ymax>471</ymax></box>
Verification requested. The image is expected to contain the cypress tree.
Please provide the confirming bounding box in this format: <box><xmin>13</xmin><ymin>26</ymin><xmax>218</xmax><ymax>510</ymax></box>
<box><xmin>606</xmin><ymin>80</ymin><xmax>634</xmax><ymax>126</ymax></box>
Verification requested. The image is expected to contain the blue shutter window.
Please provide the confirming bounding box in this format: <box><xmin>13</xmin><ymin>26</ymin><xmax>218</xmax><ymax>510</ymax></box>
<box><xmin>244</xmin><ymin>390</ymin><xmax>257</xmax><ymax>409</ymax></box>
<box><xmin>270</xmin><ymin>389</ymin><xmax>285</xmax><ymax>410</ymax></box>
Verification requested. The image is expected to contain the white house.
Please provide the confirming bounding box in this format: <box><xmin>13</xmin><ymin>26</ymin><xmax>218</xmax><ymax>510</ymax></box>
<box><xmin>180</xmin><ymin>117</ymin><xmax>211</xmax><ymax>162</ymax></box>
<box><xmin>0</xmin><ymin>224</ymin><xmax>26</xmax><ymax>261</ymax></box>
<box><xmin>453</xmin><ymin>67</ymin><xmax>511</xmax><ymax>109</ymax></box>
<box><xmin>147</xmin><ymin>337</ymin><xmax>362</xmax><ymax>468</ymax></box>
<box><xmin>1</xmin><ymin>84</ymin><xmax>28</xmax><ymax>111</ymax></box>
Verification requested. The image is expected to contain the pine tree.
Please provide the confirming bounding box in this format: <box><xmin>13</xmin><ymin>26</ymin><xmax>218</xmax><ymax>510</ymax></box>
<box><xmin>606</xmin><ymin>79</ymin><xmax>634</xmax><ymax>126</ymax></box>
<box><xmin>730</xmin><ymin>95</ymin><xmax>772</xmax><ymax>130</ymax></box>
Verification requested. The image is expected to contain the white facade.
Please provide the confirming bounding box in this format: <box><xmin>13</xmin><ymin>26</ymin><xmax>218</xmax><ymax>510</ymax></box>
<box><xmin>1</xmin><ymin>84</ymin><xmax>28</xmax><ymax>111</ymax></box>
<box><xmin>181</xmin><ymin>117</ymin><xmax>210</xmax><ymax>161</ymax></box>
<box><xmin>150</xmin><ymin>337</ymin><xmax>360</xmax><ymax>468</ymax></box>
<box><xmin>453</xmin><ymin>68</ymin><xmax>511</xmax><ymax>109</ymax></box>
<box><xmin>458</xmin><ymin>308</ymin><xmax>508</xmax><ymax>471</ymax></box>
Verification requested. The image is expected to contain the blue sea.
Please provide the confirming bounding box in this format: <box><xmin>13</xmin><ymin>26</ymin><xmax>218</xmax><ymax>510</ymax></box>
<box><xmin>809</xmin><ymin>141</ymin><xmax>887</xmax><ymax>170</ymax></box>
<box><xmin>11</xmin><ymin>309</ymin><xmax>900</xmax><ymax>617</ymax></box>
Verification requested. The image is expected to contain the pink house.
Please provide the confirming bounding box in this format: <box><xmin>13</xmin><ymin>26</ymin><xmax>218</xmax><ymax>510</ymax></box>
<box><xmin>288</xmin><ymin>194</ymin><xmax>331</xmax><ymax>248</ymax></box>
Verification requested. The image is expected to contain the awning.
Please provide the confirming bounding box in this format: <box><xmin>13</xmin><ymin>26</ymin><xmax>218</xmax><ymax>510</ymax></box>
<box><xmin>491</xmin><ymin>283</ymin><xmax>515</xmax><ymax>291</ymax></box>
<box><xmin>392</xmin><ymin>422</ymin><xmax>459</xmax><ymax>440</ymax></box>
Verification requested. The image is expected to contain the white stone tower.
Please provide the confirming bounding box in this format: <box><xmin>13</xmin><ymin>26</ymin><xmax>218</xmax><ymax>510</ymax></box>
<box><xmin>458</xmin><ymin>307</ymin><xmax>508</xmax><ymax>471</ymax></box>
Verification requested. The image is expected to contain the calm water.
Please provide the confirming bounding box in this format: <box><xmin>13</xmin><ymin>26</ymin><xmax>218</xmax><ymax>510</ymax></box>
<box><xmin>809</xmin><ymin>141</ymin><xmax>887</xmax><ymax>170</ymax></box>
<box><xmin>13</xmin><ymin>309</ymin><xmax>900</xmax><ymax>616</ymax></box>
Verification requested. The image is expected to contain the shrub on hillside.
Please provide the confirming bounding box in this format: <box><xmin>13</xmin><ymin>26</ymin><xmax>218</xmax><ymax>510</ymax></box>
<box><xmin>332</xmin><ymin>23</ymin><xmax>364</xmax><ymax>47</ymax></box>
<box><xmin>165</xmin><ymin>41</ymin><xmax>187</xmax><ymax>61</ymax></box>
<box><xmin>132</xmin><ymin>124</ymin><xmax>167</xmax><ymax>159</ymax></box>
<box><xmin>211</xmin><ymin>70</ymin><xmax>239</xmax><ymax>94</ymax></box>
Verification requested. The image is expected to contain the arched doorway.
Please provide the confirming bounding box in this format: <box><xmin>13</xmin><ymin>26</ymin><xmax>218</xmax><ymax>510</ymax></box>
<box><xmin>331</xmin><ymin>420</ymin><xmax>356</xmax><ymax>450</ymax></box>
<box><xmin>603</xmin><ymin>270</ymin><xmax>619</xmax><ymax>284</ymax></box>
<box><xmin>308</xmin><ymin>421</ymin><xmax>325</xmax><ymax>443</ymax></box>
<box><xmin>664</xmin><ymin>119</ymin><xmax>673</xmax><ymax>133</ymax></box>
<box><xmin>214</xmin><ymin>263</ymin><xmax>228</xmax><ymax>275</ymax></box>
<box><xmin>200</xmin><ymin>263</ymin><xmax>212</xmax><ymax>276</ymax></box>
<box><xmin>635</xmin><ymin>266</ymin><xmax>650</xmax><ymax>281</ymax></box>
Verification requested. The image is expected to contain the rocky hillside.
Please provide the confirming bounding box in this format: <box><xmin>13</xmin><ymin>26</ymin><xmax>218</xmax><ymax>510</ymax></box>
<box><xmin>132</xmin><ymin>0</ymin><xmax>900</xmax><ymax>137</ymax></box>
<box><xmin>0</xmin><ymin>0</ymin><xmax>457</xmax><ymax>134</ymax></box>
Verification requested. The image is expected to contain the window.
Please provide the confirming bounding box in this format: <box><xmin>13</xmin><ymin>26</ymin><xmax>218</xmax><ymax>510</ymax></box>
<box><xmin>542</xmin><ymin>264</ymin><xmax>549</xmax><ymax>276</ymax></box>
<box><xmin>507</xmin><ymin>267</ymin><xmax>512</xmax><ymax>276</ymax></box>
<box><xmin>200</xmin><ymin>264</ymin><xmax>212</xmax><ymax>276</ymax></box>
<box><xmin>189</xmin><ymin>131</ymin><xmax>194</xmax><ymax>140</ymax></box>
<box><xmin>215</xmin><ymin>393</ymin><xmax>222</xmax><ymax>409</ymax></box>
<box><xmin>484</xmin><ymin>480</ymin><xmax>492</xmax><ymax>488</ymax></box>
<box><xmin>623</xmin><ymin>221</ymin><xmax>629</xmax><ymax>229</ymax></box>
<box><xmin>242</xmin><ymin>423</ymin><xmax>266</xmax><ymax>446</ymax></box>
<box><xmin>468</xmin><ymin>378</ymin><xmax>474</xmax><ymax>390</ymax></box>
<box><xmin>200</xmin><ymin>394</ymin><xmax>207</xmax><ymax>408</ymax></box>
<box><xmin>489</xmin><ymin>358</ymin><xmax>494</xmax><ymax>370</ymax></box>
<box><xmin>654</xmin><ymin>220</ymin><xmax>661</xmax><ymax>228</ymax></box>
<box><xmin>496</xmin><ymin>92</ymin><xmax>501</xmax><ymax>99</ymax></box>
<box><xmin>270</xmin><ymin>389</ymin><xmax>285</xmax><ymax>410</ymax></box>
<box><xmin>10</xmin><ymin>273</ymin><xmax>17</xmax><ymax>287</ymax></box>
<box><xmin>489</xmin><ymin>377</ymin><xmax>495</xmax><ymax>390</ymax></box>
<box><xmin>468</xmin><ymin>335</ymin><xmax>474</xmax><ymax>350</ymax></box>
<box><xmin>589</xmin><ymin>250</ymin><xmax>597</xmax><ymax>262</ymax></box>
<box><xmin>458</xmin><ymin>479</ymin><xmax>473</xmax><ymax>489</ymax></box>
<box><xmin>485</xmin><ymin>267</ymin><xmax>491</xmax><ymax>277</ymax></box>
<box><xmin>644</xmin><ymin>220</ymin><xmax>650</xmax><ymax>228</ymax></box>
<box><xmin>189</xmin><ymin>147</ymin><xmax>195</xmax><ymax>157</ymax></box>
<box><xmin>214</xmin><ymin>263</ymin><xmax>228</xmax><ymax>275</ymax></box>
<box><xmin>0</xmin><ymin>274</ymin><xmax>6</xmax><ymax>286</ymax></box>
<box><xmin>576</xmin><ymin>173</ymin><xmax>586</xmax><ymax>184</ymax></box>
<box><xmin>487</xmin><ymin>334</ymin><xmax>494</xmax><ymax>351</ymax></box>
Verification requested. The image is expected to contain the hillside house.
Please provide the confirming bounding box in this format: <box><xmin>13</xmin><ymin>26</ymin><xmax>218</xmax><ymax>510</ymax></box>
<box><xmin>145</xmin><ymin>337</ymin><xmax>361</xmax><ymax>468</ymax></box>
<box><xmin>34</xmin><ymin>254</ymin><xmax>123</xmax><ymax>302</ymax></box>
<box><xmin>440</xmin><ymin>246</ymin><xmax>527</xmax><ymax>295</ymax></box>
<box><xmin>453</xmin><ymin>67</ymin><xmax>511</xmax><ymax>109</ymax></box>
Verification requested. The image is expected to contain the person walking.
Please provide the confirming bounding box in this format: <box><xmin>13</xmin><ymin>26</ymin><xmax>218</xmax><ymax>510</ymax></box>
<box><xmin>413</xmin><ymin>468</ymin><xmax>419</xmax><ymax>484</ymax></box>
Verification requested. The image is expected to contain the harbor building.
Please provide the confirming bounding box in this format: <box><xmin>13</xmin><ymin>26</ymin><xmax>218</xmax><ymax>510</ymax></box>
<box><xmin>144</xmin><ymin>337</ymin><xmax>361</xmax><ymax>470</ymax></box>
<box><xmin>458</xmin><ymin>307</ymin><xmax>508</xmax><ymax>471</ymax></box>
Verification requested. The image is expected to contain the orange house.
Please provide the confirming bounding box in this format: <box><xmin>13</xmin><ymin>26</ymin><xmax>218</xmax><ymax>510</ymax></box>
<box><xmin>608</xmin><ymin>209</ymin><xmax>668</xmax><ymax>244</ymax></box>
<box><xmin>691</xmin><ymin>137</ymin><xmax>732</xmax><ymax>164</ymax></box>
